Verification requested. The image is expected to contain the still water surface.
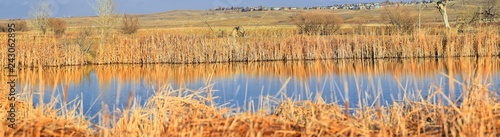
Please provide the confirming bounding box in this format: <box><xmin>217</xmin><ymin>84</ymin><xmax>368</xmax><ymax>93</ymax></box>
<box><xmin>11</xmin><ymin>57</ymin><xmax>500</xmax><ymax>122</ymax></box>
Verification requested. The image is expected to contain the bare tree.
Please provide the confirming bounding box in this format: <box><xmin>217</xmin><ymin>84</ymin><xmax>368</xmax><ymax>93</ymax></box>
<box><xmin>418</xmin><ymin>0</ymin><xmax>427</xmax><ymax>33</ymax></box>
<box><xmin>481</xmin><ymin>0</ymin><xmax>498</xmax><ymax>23</ymax></box>
<box><xmin>292</xmin><ymin>11</ymin><xmax>344</xmax><ymax>35</ymax></box>
<box><xmin>27</xmin><ymin>0</ymin><xmax>53</xmax><ymax>35</ymax></box>
<box><xmin>383</xmin><ymin>5</ymin><xmax>418</xmax><ymax>34</ymax></box>
<box><xmin>120</xmin><ymin>14</ymin><xmax>139</xmax><ymax>34</ymax></box>
<box><xmin>436</xmin><ymin>0</ymin><xmax>451</xmax><ymax>29</ymax></box>
<box><xmin>93</xmin><ymin>0</ymin><xmax>118</xmax><ymax>46</ymax></box>
<box><xmin>455</xmin><ymin>0</ymin><xmax>498</xmax><ymax>29</ymax></box>
<box><xmin>48</xmin><ymin>18</ymin><xmax>67</xmax><ymax>37</ymax></box>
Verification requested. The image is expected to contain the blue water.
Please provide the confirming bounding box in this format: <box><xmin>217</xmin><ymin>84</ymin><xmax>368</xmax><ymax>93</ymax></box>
<box><xmin>17</xmin><ymin>58</ymin><xmax>500</xmax><ymax>123</ymax></box>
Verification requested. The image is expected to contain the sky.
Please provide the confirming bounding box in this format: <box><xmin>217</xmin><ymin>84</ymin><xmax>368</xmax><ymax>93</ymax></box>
<box><xmin>0</xmin><ymin>0</ymin><xmax>387</xmax><ymax>19</ymax></box>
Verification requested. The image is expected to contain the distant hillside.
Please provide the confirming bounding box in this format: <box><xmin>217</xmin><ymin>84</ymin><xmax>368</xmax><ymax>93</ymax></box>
<box><xmin>0</xmin><ymin>0</ymin><xmax>497</xmax><ymax>29</ymax></box>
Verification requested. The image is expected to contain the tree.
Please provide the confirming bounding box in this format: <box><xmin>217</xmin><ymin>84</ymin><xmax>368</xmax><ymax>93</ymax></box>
<box><xmin>0</xmin><ymin>21</ymin><xmax>28</xmax><ymax>32</ymax></box>
<box><xmin>384</xmin><ymin>0</ymin><xmax>391</xmax><ymax>4</ymax></box>
<box><xmin>291</xmin><ymin>11</ymin><xmax>344</xmax><ymax>35</ymax></box>
<box><xmin>15</xmin><ymin>20</ymin><xmax>29</xmax><ymax>32</ymax></box>
<box><xmin>28</xmin><ymin>0</ymin><xmax>53</xmax><ymax>35</ymax></box>
<box><xmin>418</xmin><ymin>0</ymin><xmax>425</xmax><ymax>33</ymax></box>
<box><xmin>481</xmin><ymin>0</ymin><xmax>498</xmax><ymax>23</ymax></box>
<box><xmin>120</xmin><ymin>14</ymin><xmax>139</xmax><ymax>34</ymax></box>
<box><xmin>383</xmin><ymin>6</ymin><xmax>418</xmax><ymax>34</ymax></box>
<box><xmin>93</xmin><ymin>0</ymin><xmax>118</xmax><ymax>45</ymax></box>
<box><xmin>436</xmin><ymin>0</ymin><xmax>451</xmax><ymax>29</ymax></box>
<box><xmin>48</xmin><ymin>18</ymin><xmax>67</xmax><ymax>37</ymax></box>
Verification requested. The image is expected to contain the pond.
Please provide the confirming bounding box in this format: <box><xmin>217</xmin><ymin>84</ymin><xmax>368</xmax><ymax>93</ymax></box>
<box><xmin>8</xmin><ymin>57</ymin><xmax>500</xmax><ymax>123</ymax></box>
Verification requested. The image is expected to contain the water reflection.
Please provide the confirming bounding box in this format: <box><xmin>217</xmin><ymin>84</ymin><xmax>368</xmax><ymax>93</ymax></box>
<box><xmin>4</xmin><ymin>57</ymin><xmax>500</xmax><ymax>121</ymax></box>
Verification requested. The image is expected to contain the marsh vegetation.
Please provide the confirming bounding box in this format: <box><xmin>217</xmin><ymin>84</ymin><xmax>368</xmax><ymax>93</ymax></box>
<box><xmin>0</xmin><ymin>0</ymin><xmax>499</xmax><ymax>136</ymax></box>
<box><xmin>1</xmin><ymin>58</ymin><xmax>500</xmax><ymax>136</ymax></box>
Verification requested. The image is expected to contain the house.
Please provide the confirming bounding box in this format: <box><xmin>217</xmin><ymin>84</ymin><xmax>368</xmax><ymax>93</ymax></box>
<box><xmin>374</xmin><ymin>3</ymin><xmax>382</xmax><ymax>9</ymax></box>
<box><xmin>359</xmin><ymin>5</ymin><xmax>366</xmax><ymax>10</ymax></box>
<box><xmin>207</xmin><ymin>1</ymin><xmax>427</xmax><ymax>12</ymax></box>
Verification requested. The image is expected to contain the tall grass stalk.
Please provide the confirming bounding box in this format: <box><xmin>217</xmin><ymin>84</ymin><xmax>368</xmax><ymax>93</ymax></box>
<box><xmin>1</xmin><ymin>26</ymin><xmax>498</xmax><ymax>67</ymax></box>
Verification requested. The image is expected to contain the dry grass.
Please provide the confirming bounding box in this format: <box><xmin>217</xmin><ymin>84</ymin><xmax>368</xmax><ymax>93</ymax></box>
<box><xmin>0</xmin><ymin>25</ymin><xmax>498</xmax><ymax>67</ymax></box>
<box><xmin>1</xmin><ymin>57</ymin><xmax>500</xmax><ymax>136</ymax></box>
<box><xmin>0</xmin><ymin>1</ymin><xmax>499</xmax><ymax>135</ymax></box>
<box><xmin>0</xmin><ymin>0</ymin><xmax>498</xmax><ymax>67</ymax></box>
<box><xmin>292</xmin><ymin>11</ymin><xmax>344</xmax><ymax>35</ymax></box>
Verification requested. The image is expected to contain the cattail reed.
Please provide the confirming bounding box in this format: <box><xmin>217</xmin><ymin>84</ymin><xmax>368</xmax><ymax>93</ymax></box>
<box><xmin>1</xmin><ymin>26</ymin><xmax>498</xmax><ymax>67</ymax></box>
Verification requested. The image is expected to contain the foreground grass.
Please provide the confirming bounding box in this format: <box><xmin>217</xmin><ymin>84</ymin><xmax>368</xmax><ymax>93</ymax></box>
<box><xmin>1</xmin><ymin>81</ymin><xmax>499</xmax><ymax>136</ymax></box>
<box><xmin>1</xmin><ymin>58</ymin><xmax>500</xmax><ymax>136</ymax></box>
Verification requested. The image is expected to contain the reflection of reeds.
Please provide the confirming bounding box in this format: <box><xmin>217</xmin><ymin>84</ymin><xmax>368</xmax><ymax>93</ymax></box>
<box><xmin>14</xmin><ymin>66</ymin><xmax>93</xmax><ymax>88</ymax></box>
<box><xmin>6</xmin><ymin>57</ymin><xmax>500</xmax><ymax>89</ymax></box>
<box><xmin>332</xmin><ymin>57</ymin><xmax>500</xmax><ymax>78</ymax></box>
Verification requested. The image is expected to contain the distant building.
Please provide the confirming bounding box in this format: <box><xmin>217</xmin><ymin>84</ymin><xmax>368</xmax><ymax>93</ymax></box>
<box><xmin>207</xmin><ymin>1</ymin><xmax>423</xmax><ymax>12</ymax></box>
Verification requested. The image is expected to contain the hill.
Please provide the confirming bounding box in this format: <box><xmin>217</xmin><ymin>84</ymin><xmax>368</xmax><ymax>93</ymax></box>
<box><xmin>0</xmin><ymin>0</ymin><xmax>498</xmax><ymax>30</ymax></box>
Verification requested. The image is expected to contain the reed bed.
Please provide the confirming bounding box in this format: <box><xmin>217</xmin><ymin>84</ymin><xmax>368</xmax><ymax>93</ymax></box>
<box><xmin>1</xmin><ymin>24</ymin><xmax>500</xmax><ymax>136</ymax></box>
<box><xmin>88</xmin><ymin>27</ymin><xmax>500</xmax><ymax>64</ymax></box>
<box><xmin>0</xmin><ymin>26</ymin><xmax>498</xmax><ymax>67</ymax></box>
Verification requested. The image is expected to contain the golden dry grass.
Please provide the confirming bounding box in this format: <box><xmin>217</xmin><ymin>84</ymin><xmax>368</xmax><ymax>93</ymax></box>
<box><xmin>1</xmin><ymin>76</ymin><xmax>499</xmax><ymax>136</ymax></box>
<box><xmin>0</xmin><ymin>0</ymin><xmax>498</xmax><ymax>67</ymax></box>
<box><xmin>0</xmin><ymin>25</ymin><xmax>498</xmax><ymax>67</ymax></box>
<box><xmin>1</xmin><ymin>57</ymin><xmax>500</xmax><ymax>136</ymax></box>
<box><xmin>0</xmin><ymin>1</ymin><xmax>499</xmax><ymax>136</ymax></box>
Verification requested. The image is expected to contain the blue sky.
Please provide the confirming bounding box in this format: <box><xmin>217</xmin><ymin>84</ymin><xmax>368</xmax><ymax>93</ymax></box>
<box><xmin>0</xmin><ymin>0</ymin><xmax>388</xmax><ymax>19</ymax></box>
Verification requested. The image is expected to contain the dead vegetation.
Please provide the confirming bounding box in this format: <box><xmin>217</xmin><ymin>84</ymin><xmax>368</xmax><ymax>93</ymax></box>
<box><xmin>0</xmin><ymin>20</ymin><xmax>28</xmax><ymax>32</ymax></box>
<box><xmin>48</xmin><ymin>18</ymin><xmax>67</xmax><ymax>37</ymax></box>
<box><xmin>1</xmin><ymin>56</ymin><xmax>500</xmax><ymax>136</ymax></box>
<box><xmin>0</xmin><ymin>25</ymin><xmax>498</xmax><ymax>67</ymax></box>
<box><xmin>291</xmin><ymin>11</ymin><xmax>344</xmax><ymax>35</ymax></box>
<box><xmin>382</xmin><ymin>5</ymin><xmax>418</xmax><ymax>34</ymax></box>
<box><xmin>0</xmin><ymin>2</ymin><xmax>499</xmax><ymax>135</ymax></box>
<box><xmin>120</xmin><ymin>14</ymin><xmax>139</xmax><ymax>34</ymax></box>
